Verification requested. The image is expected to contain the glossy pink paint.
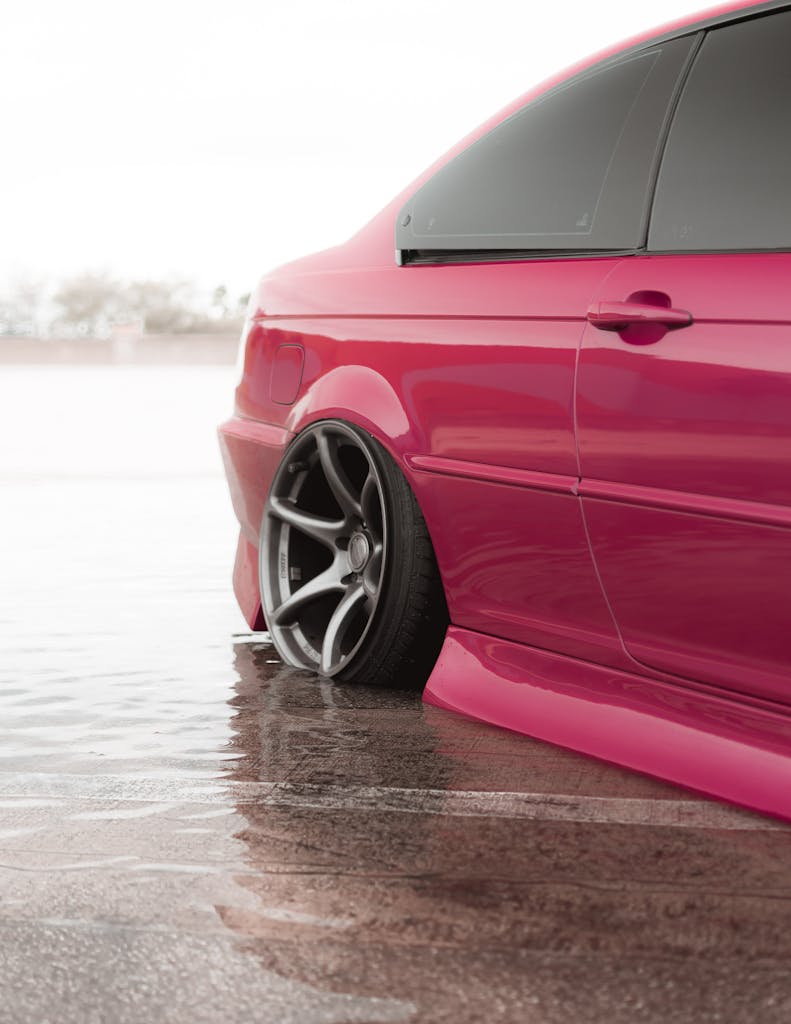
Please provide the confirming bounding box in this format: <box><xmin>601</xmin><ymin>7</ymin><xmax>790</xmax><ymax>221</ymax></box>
<box><xmin>219</xmin><ymin>0</ymin><xmax>791</xmax><ymax>821</ymax></box>
<box><xmin>425</xmin><ymin>628</ymin><xmax>791</xmax><ymax>823</ymax></box>
<box><xmin>577</xmin><ymin>254</ymin><xmax>791</xmax><ymax>704</ymax></box>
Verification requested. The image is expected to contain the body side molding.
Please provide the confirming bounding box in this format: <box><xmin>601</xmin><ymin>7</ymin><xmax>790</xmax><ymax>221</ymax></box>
<box><xmin>406</xmin><ymin>454</ymin><xmax>579</xmax><ymax>495</ymax></box>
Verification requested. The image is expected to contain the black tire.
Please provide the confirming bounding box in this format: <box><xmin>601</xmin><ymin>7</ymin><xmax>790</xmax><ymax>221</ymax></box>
<box><xmin>260</xmin><ymin>420</ymin><xmax>448</xmax><ymax>688</ymax></box>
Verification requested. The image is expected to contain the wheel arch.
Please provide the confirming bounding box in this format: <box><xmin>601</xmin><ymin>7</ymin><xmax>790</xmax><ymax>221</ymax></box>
<box><xmin>281</xmin><ymin>366</ymin><xmax>450</xmax><ymax>609</ymax></box>
<box><xmin>285</xmin><ymin>365</ymin><xmax>417</xmax><ymax>456</ymax></box>
<box><xmin>284</xmin><ymin>365</ymin><xmax>433</xmax><ymax>499</ymax></box>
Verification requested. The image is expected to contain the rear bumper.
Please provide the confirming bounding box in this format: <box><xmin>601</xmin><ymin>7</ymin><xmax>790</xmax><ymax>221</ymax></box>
<box><xmin>218</xmin><ymin>416</ymin><xmax>293</xmax><ymax>629</ymax></box>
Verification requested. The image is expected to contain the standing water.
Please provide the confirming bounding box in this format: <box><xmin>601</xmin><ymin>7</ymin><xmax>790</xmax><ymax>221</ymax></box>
<box><xmin>1</xmin><ymin>365</ymin><xmax>788</xmax><ymax>1024</ymax></box>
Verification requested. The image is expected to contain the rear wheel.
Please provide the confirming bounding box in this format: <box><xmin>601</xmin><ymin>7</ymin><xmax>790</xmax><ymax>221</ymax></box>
<box><xmin>260</xmin><ymin>420</ymin><xmax>447</xmax><ymax>687</ymax></box>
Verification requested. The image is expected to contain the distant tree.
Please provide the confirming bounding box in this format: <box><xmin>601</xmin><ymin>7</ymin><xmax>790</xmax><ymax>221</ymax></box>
<box><xmin>52</xmin><ymin>272</ymin><xmax>123</xmax><ymax>336</ymax></box>
<box><xmin>0</xmin><ymin>277</ymin><xmax>47</xmax><ymax>336</ymax></box>
<box><xmin>204</xmin><ymin>284</ymin><xmax>246</xmax><ymax>332</ymax></box>
<box><xmin>211</xmin><ymin>285</ymin><xmax>229</xmax><ymax>318</ymax></box>
<box><xmin>125</xmin><ymin>279</ymin><xmax>201</xmax><ymax>333</ymax></box>
<box><xmin>7</xmin><ymin>270</ymin><xmax>247</xmax><ymax>337</ymax></box>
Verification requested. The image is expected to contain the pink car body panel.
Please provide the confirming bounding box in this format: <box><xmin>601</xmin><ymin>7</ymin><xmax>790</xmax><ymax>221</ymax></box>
<box><xmin>219</xmin><ymin>0</ymin><xmax>791</xmax><ymax>821</ymax></box>
<box><xmin>426</xmin><ymin>629</ymin><xmax>791</xmax><ymax>824</ymax></box>
<box><xmin>577</xmin><ymin>254</ymin><xmax>791</xmax><ymax>705</ymax></box>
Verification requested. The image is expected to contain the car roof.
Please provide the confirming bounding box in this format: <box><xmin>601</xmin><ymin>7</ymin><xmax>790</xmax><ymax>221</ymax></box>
<box><xmin>606</xmin><ymin>0</ymin><xmax>790</xmax><ymax>61</ymax></box>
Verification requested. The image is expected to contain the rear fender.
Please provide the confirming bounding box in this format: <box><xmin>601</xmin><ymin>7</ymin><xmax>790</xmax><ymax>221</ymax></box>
<box><xmin>284</xmin><ymin>366</ymin><xmax>449</xmax><ymax>600</ymax></box>
<box><xmin>286</xmin><ymin>366</ymin><xmax>418</xmax><ymax>466</ymax></box>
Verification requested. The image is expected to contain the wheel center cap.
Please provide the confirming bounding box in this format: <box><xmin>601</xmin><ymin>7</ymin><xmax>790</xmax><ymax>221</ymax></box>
<box><xmin>348</xmin><ymin>532</ymin><xmax>371</xmax><ymax>572</ymax></box>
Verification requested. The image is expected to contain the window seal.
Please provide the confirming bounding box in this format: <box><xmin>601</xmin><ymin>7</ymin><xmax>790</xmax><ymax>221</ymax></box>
<box><xmin>398</xmin><ymin>248</ymin><xmax>640</xmax><ymax>267</ymax></box>
<box><xmin>645</xmin><ymin>247</ymin><xmax>791</xmax><ymax>257</ymax></box>
<box><xmin>398</xmin><ymin>245</ymin><xmax>791</xmax><ymax>268</ymax></box>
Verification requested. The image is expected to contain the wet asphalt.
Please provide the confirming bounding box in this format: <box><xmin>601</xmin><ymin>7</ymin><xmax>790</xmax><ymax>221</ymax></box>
<box><xmin>2</xmin><ymin>366</ymin><xmax>791</xmax><ymax>1024</ymax></box>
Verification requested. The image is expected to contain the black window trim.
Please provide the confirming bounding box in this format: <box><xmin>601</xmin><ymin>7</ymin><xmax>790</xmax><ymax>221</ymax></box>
<box><xmin>399</xmin><ymin>248</ymin><xmax>639</xmax><ymax>267</ymax></box>
<box><xmin>396</xmin><ymin>0</ymin><xmax>791</xmax><ymax>268</ymax></box>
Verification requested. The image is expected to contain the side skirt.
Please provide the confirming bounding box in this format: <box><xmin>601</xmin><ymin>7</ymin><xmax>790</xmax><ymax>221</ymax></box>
<box><xmin>424</xmin><ymin>626</ymin><xmax>791</xmax><ymax>824</ymax></box>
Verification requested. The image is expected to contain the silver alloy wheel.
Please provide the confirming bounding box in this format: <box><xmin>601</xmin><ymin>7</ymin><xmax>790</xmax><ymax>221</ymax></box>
<box><xmin>260</xmin><ymin>421</ymin><xmax>387</xmax><ymax>676</ymax></box>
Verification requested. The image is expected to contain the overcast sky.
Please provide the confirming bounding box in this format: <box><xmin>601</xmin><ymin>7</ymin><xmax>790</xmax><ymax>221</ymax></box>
<box><xmin>4</xmin><ymin>0</ymin><xmax>707</xmax><ymax>297</ymax></box>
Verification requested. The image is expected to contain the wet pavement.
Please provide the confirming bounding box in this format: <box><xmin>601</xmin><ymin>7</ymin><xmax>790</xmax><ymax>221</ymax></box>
<box><xmin>3</xmin><ymin>366</ymin><xmax>791</xmax><ymax>1023</ymax></box>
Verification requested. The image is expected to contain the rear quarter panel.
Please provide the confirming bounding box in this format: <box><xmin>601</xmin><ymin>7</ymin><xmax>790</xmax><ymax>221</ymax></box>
<box><xmin>234</xmin><ymin>254</ymin><xmax>629</xmax><ymax>669</ymax></box>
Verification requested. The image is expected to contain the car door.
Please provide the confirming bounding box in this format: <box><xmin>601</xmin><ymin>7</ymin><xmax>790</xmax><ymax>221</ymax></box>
<box><xmin>576</xmin><ymin>9</ymin><xmax>791</xmax><ymax>704</ymax></box>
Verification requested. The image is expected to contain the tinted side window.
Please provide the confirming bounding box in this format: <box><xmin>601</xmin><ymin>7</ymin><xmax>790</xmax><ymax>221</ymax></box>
<box><xmin>396</xmin><ymin>38</ymin><xmax>694</xmax><ymax>257</ymax></box>
<box><xmin>650</xmin><ymin>12</ymin><xmax>791</xmax><ymax>252</ymax></box>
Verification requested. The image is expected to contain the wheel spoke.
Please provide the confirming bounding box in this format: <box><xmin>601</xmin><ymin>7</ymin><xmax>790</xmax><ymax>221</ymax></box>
<box><xmin>317</xmin><ymin>430</ymin><xmax>361</xmax><ymax>520</ymax></box>
<box><xmin>268</xmin><ymin>496</ymin><xmax>343</xmax><ymax>548</ymax></box>
<box><xmin>360</xmin><ymin>472</ymin><xmax>381</xmax><ymax>528</ymax></box>
<box><xmin>363</xmin><ymin>542</ymin><xmax>384</xmax><ymax>596</ymax></box>
<box><xmin>271</xmin><ymin>564</ymin><xmax>345</xmax><ymax>627</ymax></box>
<box><xmin>320</xmin><ymin>583</ymin><xmax>367</xmax><ymax>675</ymax></box>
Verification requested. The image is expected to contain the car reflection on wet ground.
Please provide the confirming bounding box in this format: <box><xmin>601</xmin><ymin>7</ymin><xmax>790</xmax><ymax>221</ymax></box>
<box><xmin>2</xmin><ymin>366</ymin><xmax>791</xmax><ymax>1024</ymax></box>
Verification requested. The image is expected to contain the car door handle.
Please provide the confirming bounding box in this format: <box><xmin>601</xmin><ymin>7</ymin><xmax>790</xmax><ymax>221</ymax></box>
<box><xmin>587</xmin><ymin>301</ymin><xmax>693</xmax><ymax>332</ymax></box>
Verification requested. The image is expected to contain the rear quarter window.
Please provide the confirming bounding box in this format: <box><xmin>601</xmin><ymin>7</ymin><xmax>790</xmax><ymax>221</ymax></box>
<box><xmin>397</xmin><ymin>37</ymin><xmax>695</xmax><ymax>258</ymax></box>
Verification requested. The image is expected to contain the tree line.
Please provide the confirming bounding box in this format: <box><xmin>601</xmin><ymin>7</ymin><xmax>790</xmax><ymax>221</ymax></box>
<box><xmin>0</xmin><ymin>273</ymin><xmax>250</xmax><ymax>337</ymax></box>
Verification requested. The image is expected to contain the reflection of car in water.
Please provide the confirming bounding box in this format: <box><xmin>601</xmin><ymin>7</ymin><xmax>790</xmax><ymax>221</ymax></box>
<box><xmin>223</xmin><ymin>638</ymin><xmax>781</xmax><ymax>1017</ymax></box>
<box><xmin>220</xmin><ymin>1</ymin><xmax>791</xmax><ymax>822</ymax></box>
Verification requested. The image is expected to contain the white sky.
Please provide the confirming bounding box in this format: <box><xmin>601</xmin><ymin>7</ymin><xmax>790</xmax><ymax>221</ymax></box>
<box><xmin>4</xmin><ymin>0</ymin><xmax>705</xmax><ymax>298</ymax></box>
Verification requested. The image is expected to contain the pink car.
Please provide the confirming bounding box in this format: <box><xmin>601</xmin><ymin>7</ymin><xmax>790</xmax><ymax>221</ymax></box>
<box><xmin>220</xmin><ymin>0</ymin><xmax>791</xmax><ymax>822</ymax></box>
